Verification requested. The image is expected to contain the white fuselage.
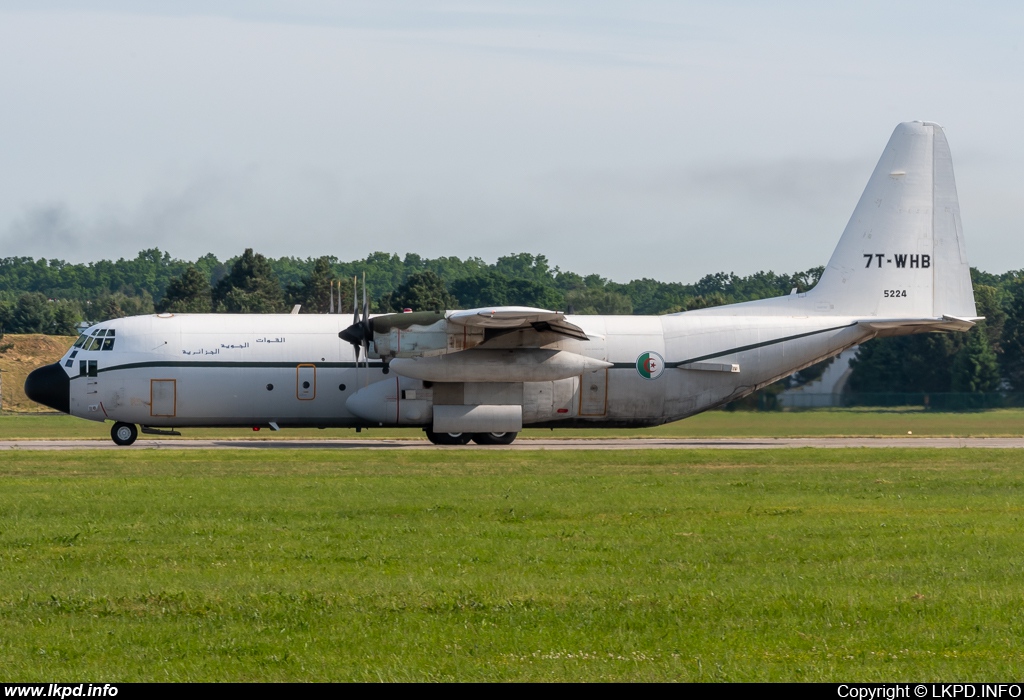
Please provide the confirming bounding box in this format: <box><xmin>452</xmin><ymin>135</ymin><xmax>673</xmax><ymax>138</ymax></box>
<box><xmin>59</xmin><ymin>305</ymin><xmax>871</xmax><ymax>431</ymax></box>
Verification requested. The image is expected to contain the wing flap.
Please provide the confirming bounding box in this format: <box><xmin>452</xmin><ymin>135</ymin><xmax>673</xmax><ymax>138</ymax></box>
<box><xmin>448</xmin><ymin>307</ymin><xmax>589</xmax><ymax>340</ymax></box>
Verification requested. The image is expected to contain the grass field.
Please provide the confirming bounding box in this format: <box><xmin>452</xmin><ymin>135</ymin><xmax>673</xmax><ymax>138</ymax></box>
<box><xmin>2</xmin><ymin>448</ymin><xmax>1023</xmax><ymax>681</ymax></box>
<box><xmin>2</xmin><ymin>407</ymin><xmax>1023</xmax><ymax>440</ymax></box>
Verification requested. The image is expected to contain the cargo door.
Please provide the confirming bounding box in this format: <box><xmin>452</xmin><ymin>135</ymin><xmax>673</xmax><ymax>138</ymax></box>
<box><xmin>296</xmin><ymin>364</ymin><xmax>316</xmax><ymax>400</ymax></box>
<box><xmin>151</xmin><ymin>379</ymin><xmax>176</xmax><ymax>417</ymax></box>
<box><xmin>579</xmin><ymin>369</ymin><xmax>608</xmax><ymax>416</ymax></box>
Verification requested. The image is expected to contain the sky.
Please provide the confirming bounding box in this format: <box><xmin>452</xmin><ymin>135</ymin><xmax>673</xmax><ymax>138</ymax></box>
<box><xmin>0</xmin><ymin>1</ymin><xmax>1021</xmax><ymax>284</ymax></box>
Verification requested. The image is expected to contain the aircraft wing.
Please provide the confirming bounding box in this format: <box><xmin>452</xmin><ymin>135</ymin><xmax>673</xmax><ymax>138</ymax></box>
<box><xmin>448</xmin><ymin>307</ymin><xmax>590</xmax><ymax>340</ymax></box>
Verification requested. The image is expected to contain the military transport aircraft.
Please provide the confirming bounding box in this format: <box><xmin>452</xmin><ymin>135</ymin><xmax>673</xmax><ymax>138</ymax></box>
<box><xmin>25</xmin><ymin>122</ymin><xmax>979</xmax><ymax>446</ymax></box>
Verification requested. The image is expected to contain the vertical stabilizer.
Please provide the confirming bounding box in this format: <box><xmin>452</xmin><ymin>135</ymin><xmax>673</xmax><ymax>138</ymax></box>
<box><xmin>811</xmin><ymin>122</ymin><xmax>976</xmax><ymax>319</ymax></box>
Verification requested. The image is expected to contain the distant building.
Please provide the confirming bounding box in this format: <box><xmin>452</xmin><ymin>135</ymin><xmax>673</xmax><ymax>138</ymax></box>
<box><xmin>777</xmin><ymin>347</ymin><xmax>857</xmax><ymax>409</ymax></box>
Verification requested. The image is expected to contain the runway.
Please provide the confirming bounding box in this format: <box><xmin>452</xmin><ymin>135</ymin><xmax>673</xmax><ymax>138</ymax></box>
<box><xmin>3</xmin><ymin>437</ymin><xmax>1024</xmax><ymax>450</ymax></box>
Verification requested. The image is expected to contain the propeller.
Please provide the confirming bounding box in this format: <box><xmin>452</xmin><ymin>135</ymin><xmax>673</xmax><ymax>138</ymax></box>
<box><xmin>360</xmin><ymin>272</ymin><xmax>369</xmax><ymax>367</ymax></box>
<box><xmin>339</xmin><ymin>273</ymin><xmax>372</xmax><ymax>364</ymax></box>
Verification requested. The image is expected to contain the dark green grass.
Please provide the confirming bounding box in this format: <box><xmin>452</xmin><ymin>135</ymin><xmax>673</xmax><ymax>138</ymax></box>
<box><xmin>2</xmin><ymin>449</ymin><xmax>1023</xmax><ymax>681</ymax></box>
<box><xmin>4</xmin><ymin>407</ymin><xmax>1024</xmax><ymax>439</ymax></box>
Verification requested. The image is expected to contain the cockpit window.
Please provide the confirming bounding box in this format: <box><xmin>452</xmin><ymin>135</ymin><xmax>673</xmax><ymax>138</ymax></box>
<box><xmin>75</xmin><ymin>328</ymin><xmax>116</xmax><ymax>351</ymax></box>
<box><xmin>76</xmin><ymin>328</ymin><xmax>117</xmax><ymax>350</ymax></box>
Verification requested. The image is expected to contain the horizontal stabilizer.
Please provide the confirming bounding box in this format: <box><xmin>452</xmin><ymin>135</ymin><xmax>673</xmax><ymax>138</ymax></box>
<box><xmin>857</xmin><ymin>315</ymin><xmax>982</xmax><ymax>333</ymax></box>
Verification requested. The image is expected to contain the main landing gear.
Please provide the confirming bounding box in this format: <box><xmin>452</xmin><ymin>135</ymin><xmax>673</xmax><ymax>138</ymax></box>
<box><xmin>424</xmin><ymin>429</ymin><xmax>518</xmax><ymax>446</ymax></box>
<box><xmin>111</xmin><ymin>422</ymin><xmax>138</xmax><ymax>446</ymax></box>
<box><xmin>471</xmin><ymin>432</ymin><xmax>517</xmax><ymax>445</ymax></box>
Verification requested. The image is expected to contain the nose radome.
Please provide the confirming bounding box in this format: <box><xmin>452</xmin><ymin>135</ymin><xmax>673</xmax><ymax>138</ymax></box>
<box><xmin>24</xmin><ymin>363</ymin><xmax>71</xmax><ymax>414</ymax></box>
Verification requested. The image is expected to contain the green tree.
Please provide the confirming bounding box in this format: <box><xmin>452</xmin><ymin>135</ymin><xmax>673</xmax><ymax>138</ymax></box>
<box><xmin>0</xmin><ymin>299</ymin><xmax>11</xmax><ymax>333</ymax></box>
<box><xmin>848</xmin><ymin>334</ymin><xmax>960</xmax><ymax>394</ymax></box>
<box><xmin>290</xmin><ymin>257</ymin><xmax>335</xmax><ymax>314</ymax></box>
<box><xmin>213</xmin><ymin>249</ymin><xmax>286</xmax><ymax>313</ymax></box>
<box><xmin>159</xmin><ymin>266</ymin><xmax>213</xmax><ymax>313</ymax></box>
<box><xmin>1000</xmin><ymin>278</ymin><xmax>1024</xmax><ymax>390</ymax></box>
<box><xmin>951</xmin><ymin>326</ymin><xmax>1001</xmax><ymax>393</ymax></box>
<box><xmin>450</xmin><ymin>272</ymin><xmax>562</xmax><ymax>310</ymax></box>
<box><xmin>103</xmin><ymin>297</ymin><xmax>124</xmax><ymax>320</ymax></box>
<box><xmin>51</xmin><ymin>300</ymin><xmax>82</xmax><ymax>335</ymax></box>
<box><xmin>973</xmin><ymin>284</ymin><xmax>1006</xmax><ymax>354</ymax></box>
<box><xmin>94</xmin><ymin>291</ymin><xmax>154</xmax><ymax>321</ymax></box>
<box><xmin>565</xmin><ymin>288</ymin><xmax>633</xmax><ymax>315</ymax></box>
<box><xmin>9</xmin><ymin>293</ymin><xmax>53</xmax><ymax>333</ymax></box>
<box><xmin>379</xmin><ymin>271</ymin><xmax>458</xmax><ymax>313</ymax></box>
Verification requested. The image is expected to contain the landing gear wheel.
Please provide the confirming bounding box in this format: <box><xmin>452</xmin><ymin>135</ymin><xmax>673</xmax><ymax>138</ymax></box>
<box><xmin>471</xmin><ymin>432</ymin><xmax>518</xmax><ymax>446</ymax></box>
<box><xmin>111</xmin><ymin>422</ymin><xmax>138</xmax><ymax>446</ymax></box>
<box><xmin>424</xmin><ymin>429</ymin><xmax>473</xmax><ymax>445</ymax></box>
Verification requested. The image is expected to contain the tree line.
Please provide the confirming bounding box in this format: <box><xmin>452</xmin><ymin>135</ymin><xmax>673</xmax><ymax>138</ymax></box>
<box><xmin>0</xmin><ymin>247</ymin><xmax>1019</xmax><ymax>394</ymax></box>
<box><xmin>0</xmin><ymin>248</ymin><xmax>824</xmax><ymax>327</ymax></box>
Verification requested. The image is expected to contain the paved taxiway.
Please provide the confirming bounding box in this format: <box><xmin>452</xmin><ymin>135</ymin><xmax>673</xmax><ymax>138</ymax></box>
<box><xmin>2</xmin><ymin>437</ymin><xmax>1024</xmax><ymax>450</ymax></box>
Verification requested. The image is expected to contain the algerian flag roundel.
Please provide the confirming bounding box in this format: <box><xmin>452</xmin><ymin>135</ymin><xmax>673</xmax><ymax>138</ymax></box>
<box><xmin>636</xmin><ymin>351</ymin><xmax>665</xmax><ymax>380</ymax></box>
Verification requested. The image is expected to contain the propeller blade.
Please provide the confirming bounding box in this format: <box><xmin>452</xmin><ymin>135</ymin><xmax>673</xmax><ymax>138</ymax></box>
<box><xmin>338</xmin><ymin>273</ymin><xmax>375</xmax><ymax>367</ymax></box>
<box><xmin>361</xmin><ymin>272</ymin><xmax>368</xmax><ymax>325</ymax></box>
<box><xmin>352</xmin><ymin>275</ymin><xmax>361</xmax><ymax>361</ymax></box>
<box><xmin>361</xmin><ymin>272</ymin><xmax>370</xmax><ymax>371</ymax></box>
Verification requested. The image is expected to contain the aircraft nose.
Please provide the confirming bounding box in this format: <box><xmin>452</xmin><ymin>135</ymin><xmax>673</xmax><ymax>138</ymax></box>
<box><xmin>24</xmin><ymin>363</ymin><xmax>71</xmax><ymax>414</ymax></box>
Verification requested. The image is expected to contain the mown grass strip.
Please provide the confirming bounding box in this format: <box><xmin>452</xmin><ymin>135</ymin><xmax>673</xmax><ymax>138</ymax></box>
<box><xmin>1</xmin><ymin>449</ymin><xmax>1022</xmax><ymax>681</ymax></box>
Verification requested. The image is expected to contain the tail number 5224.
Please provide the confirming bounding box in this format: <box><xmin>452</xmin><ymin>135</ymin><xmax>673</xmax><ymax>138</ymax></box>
<box><xmin>883</xmin><ymin>289</ymin><xmax>907</xmax><ymax>298</ymax></box>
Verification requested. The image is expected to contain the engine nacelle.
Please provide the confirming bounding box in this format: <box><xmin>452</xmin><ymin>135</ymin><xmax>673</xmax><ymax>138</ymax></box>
<box><xmin>345</xmin><ymin>376</ymin><xmax>432</xmax><ymax>426</ymax></box>
<box><xmin>367</xmin><ymin>312</ymin><xmax>485</xmax><ymax>359</ymax></box>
